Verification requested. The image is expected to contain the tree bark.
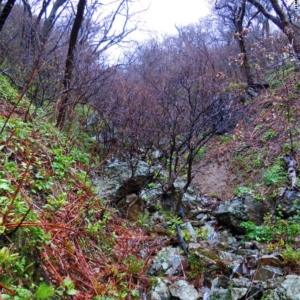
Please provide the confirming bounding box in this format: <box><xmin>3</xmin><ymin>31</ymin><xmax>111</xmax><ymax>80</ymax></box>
<box><xmin>0</xmin><ymin>0</ymin><xmax>16</xmax><ymax>32</ymax></box>
<box><xmin>283</xmin><ymin>154</ymin><xmax>298</xmax><ymax>190</ymax></box>
<box><xmin>41</xmin><ymin>0</ymin><xmax>68</xmax><ymax>44</ymax></box>
<box><xmin>247</xmin><ymin>0</ymin><xmax>300</xmax><ymax>58</ymax></box>
<box><xmin>56</xmin><ymin>0</ymin><xmax>86</xmax><ymax>128</ymax></box>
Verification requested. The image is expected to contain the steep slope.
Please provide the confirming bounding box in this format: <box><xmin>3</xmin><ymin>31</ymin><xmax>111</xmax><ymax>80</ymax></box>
<box><xmin>194</xmin><ymin>67</ymin><xmax>300</xmax><ymax>202</ymax></box>
<box><xmin>0</xmin><ymin>74</ymin><xmax>160</xmax><ymax>299</ymax></box>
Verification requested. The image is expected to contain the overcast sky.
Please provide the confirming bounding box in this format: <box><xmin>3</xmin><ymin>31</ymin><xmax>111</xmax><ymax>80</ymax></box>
<box><xmin>107</xmin><ymin>0</ymin><xmax>211</xmax><ymax>61</ymax></box>
<box><xmin>126</xmin><ymin>0</ymin><xmax>211</xmax><ymax>42</ymax></box>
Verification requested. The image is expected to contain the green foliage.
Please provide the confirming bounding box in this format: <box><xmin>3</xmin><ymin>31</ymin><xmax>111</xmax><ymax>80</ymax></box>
<box><xmin>281</xmin><ymin>245</ymin><xmax>300</xmax><ymax>264</ymax></box>
<box><xmin>240</xmin><ymin>221</ymin><xmax>274</xmax><ymax>242</ymax></box>
<box><xmin>263</xmin><ymin>130</ymin><xmax>277</xmax><ymax>140</ymax></box>
<box><xmin>43</xmin><ymin>193</ymin><xmax>67</xmax><ymax>211</ymax></box>
<box><xmin>56</xmin><ymin>277</ymin><xmax>78</xmax><ymax>296</ymax></box>
<box><xmin>235</xmin><ymin>186</ymin><xmax>263</xmax><ymax>201</ymax></box>
<box><xmin>123</xmin><ymin>255</ymin><xmax>144</xmax><ymax>275</ymax></box>
<box><xmin>241</xmin><ymin>211</ymin><xmax>300</xmax><ymax>244</ymax></box>
<box><xmin>165</xmin><ymin>216</ymin><xmax>183</xmax><ymax>236</ymax></box>
<box><xmin>0</xmin><ymin>247</ymin><xmax>20</xmax><ymax>266</ymax></box>
<box><xmin>0</xmin><ymin>74</ymin><xmax>18</xmax><ymax>101</ymax></box>
<box><xmin>197</xmin><ymin>146</ymin><xmax>206</xmax><ymax>159</ymax></box>
<box><xmin>263</xmin><ymin>164</ymin><xmax>285</xmax><ymax>186</ymax></box>
<box><xmin>187</xmin><ymin>253</ymin><xmax>211</xmax><ymax>278</ymax></box>
<box><xmin>136</xmin><ymin>212</ymin><xmax>150</xmax><ymax>227</ymax></box>
<box><xmin>34</xmin><ymin>283</ymin><xmax>55</xmax><ymax>299</ymax></box>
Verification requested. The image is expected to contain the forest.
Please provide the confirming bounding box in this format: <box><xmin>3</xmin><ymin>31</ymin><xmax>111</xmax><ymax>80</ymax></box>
<box><xmin>1</xmin><ymin>0</ymin><xmax>300</xmax><ymax>299</ymax></box>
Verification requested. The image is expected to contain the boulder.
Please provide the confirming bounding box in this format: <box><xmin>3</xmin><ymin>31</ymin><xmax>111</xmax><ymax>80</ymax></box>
<box><xmin>255</xmin><ymin>266</ymin><xmax>283</xmax><ymax>281</ymax></box>
<box><xmin>91</xmin><ymin>160</ymin><xmax>154</xmax><ymax>202</ymax></box>
<box><xmin>148</xmin><ymin>247</ymin><xmax>186</xmax><ymax>276</ymax></box>
<box><xmin>281</xmin><ymin>275</ymin><xmax>300</xmax><ymax>300</ymax></box>
<box><xmin>116</xmin><ymin>193</ymin><xmax>143</xmax><ymax>221</ymax></box>
<box><xmin>263</xmin><ymin>275</ymin><xmax>300</xmax><ymax>300</ymax></box>
<box><xmin>169</xmin><ymin>280</ymin><xmax>199</xmax><ymax>300</ymax></box>
<box><xmin>151</xmin><ymin>278</ymin><xmax>171</xmax><ymax>300</ymax></box>
<box><xmin>215</xmin><ymin>196</ymin><xmax>265</xmax><ymax>233</ymax></box>
<box><xmin>277</xmin><ymin>191</ymin><xmax>300</xmax><ymax>217</ymax></box>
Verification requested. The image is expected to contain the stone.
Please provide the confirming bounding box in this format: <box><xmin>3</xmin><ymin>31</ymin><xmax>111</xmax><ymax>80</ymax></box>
<box><xmin>182</xmin><ymin>222</ymin><xmax>197</xmax><ymax>242</ymax></box>
<box><xmin>230</xmin><ymin>277</ymin><xmax>251</xmax><ymax>288</ymax></box>
<box><xmin>281</xmin><ymin>275</ymin><xmax>300</xmax><ymax>300</ymax></box>
<box><xmin>116</xmin><ymin>193</ymin><xmax>143</xmax><ymax>221</ymax></box>
<box><xmin>209</xmin><ymin>289</ymin><xmax>231</xmax><ymax>300</ymax></box>
<box><xmin>201</xmin><ymin>221</ymin><xmax>218</xmax><ymax>240</ymax></box>
<box><xmin>219</xmin><ymin>251</ymin><xmax>244</xmax><ymax>270</ymax></box>
<box><xmin>211</xmin><ymin>275</ymin><xmax>230</xmax><ymax>289</ymax></box>
<box><xmin>215</xmin><ymin>196</ymin><xmax>266</xmax><ymax>233</ymax></box>
<box><xmin>91</xmin><ymin>160</ymin><xmax>154</xmax><ymax>202</ymax></box>
<box><xmin>230</xmin><ymin>287</ymin><xmax>248</xmax><ymax>299</ymax></box>
<box><xmin>148</xmin><ymin>247</ymin><xmax>186</xmax><ymax>276</ymax></box>
<box><xmin>151</xmin><ymin>278</ymin><xmax>171</xmax><ymax>300</ymax></box>
<box><xmin>262</xmin><ymin>289</ymin><xmax>284</xmax><ymax>300</ymax></box>
<box><xmin>169</xmin><ymin>280</ymin><xmax>199</xmax><ymax>300</ymax></box>
<box><xmin>277</xmin><ymin>191</ymin><xmax>300</xmax><ymax>217</ymax></box>
<box><xmin>258</xmin><ymin>254</ymin><xmax>284</xmax><ymax>267</ymax></box>
<box><xmin>255</xmin><ymin>266</ymin><xmax>283</xmax><ymax>281</ymax></box>
<box><xmin>140</xmin><ymin>184</ymin><xmax>163</xmax><ymax>201</ymax></box>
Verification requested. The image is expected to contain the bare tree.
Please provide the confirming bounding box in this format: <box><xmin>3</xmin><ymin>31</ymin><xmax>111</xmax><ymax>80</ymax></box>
<box><xmin>214</xmin><ymin>0</ymin><xmax>259</xmax><ymax>84</ymax></box>
<box><xmin>0</xmin><ymin>0</ymin><xmax>16</xmax><ymax>32</ymax></box>
<box><xmin>122</xmin><ymin>34</ymin><xmax>241</xmax><ymax>213</ymax></box>
<box><xmin>246</xmin><ymin>0</ymin><xmax>300</xmax><ymax>58</ymax></box>
<box><xmin>56</xmin><ymin>0</ymin><xmax>86</xmax><ymax>128</ymax></box>
<box><xmin>40</xmin><ymin>0</ymin><xmax>69</xmax><ymax>44</ymax></box>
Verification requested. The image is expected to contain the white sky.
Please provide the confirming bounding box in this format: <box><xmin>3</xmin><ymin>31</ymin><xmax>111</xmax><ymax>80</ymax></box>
<box><xmin>128</xmin><ymin>0</ymin><xmax>210</xmax><ymax>41</ymax></box>
<box><xmin>106</xmin><ymin>0</ymin><xmax>211</xmax><ymax>61</ymax></box>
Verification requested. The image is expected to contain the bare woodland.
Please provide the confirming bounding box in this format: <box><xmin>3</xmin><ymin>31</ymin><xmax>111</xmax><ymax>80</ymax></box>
<box><xmin>0</xmin><ymin>0</ymin><xmax>299</xmax><ymax>212</ymax></box>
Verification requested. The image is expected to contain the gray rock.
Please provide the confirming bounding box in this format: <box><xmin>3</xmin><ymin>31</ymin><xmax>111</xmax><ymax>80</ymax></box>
<box><xmin>263</xmin><ymin>289</ymin><xmax>284</xmax><ymax>300</ymax></box>
<box><xmin>219</xmin><ymin>251</ymin><xmax>244</xmax><ymax>270</ymax></box>
<box><xmin>116</xmin><ymin>193</ymin><xmax>143</xmax><ymax>221</ymax></box>
<box><xmin>258</xmin><ymin>254</ymin><xmax>284</xmax><ymax>267</ymax></box>
<box><xmin>209</xmin><ymin>289</ymin><xmax>231</xmax><ymax>300</ymax></box>
<box><xmin>151</xmin><ymin>278</ymin><xmax>171</xmax><ymax>300</ymax></box>
<box><xmin>255</xmin><ymin>265</ymin><xmax>283</xmax><ymax>281</ymax></box>
<box><xmin>211</xmin><ymin>275</ymin><xmax>230</xmax><ymax>289</ymax></box>
<box><xmin>169</xmin><ymin>280</ymin><xmax>199</xmax><ymax>300</ymax></box>
<box><xmin>277</xmin><ymin>191</ymin><xmax>300</xmax><ymax>217</ymax></box>
<box><xmin>262</xmin><ymin>277</ymin><xmax>285</xmax><ymax>289</ymax></box>
<box><xmin>281</xmin><ymin>275</ymin><xmax>300</xmax><ymax>300</ymax></box>
<box><xmin>230</xmin><ymin>287</ymin><xmax>248</xmax><ymax>299</ymax></box>
<box><xmin>182</xmin><ymin>222</ymin><xmax>197</xmax><ymax>242</ymax></box>
<box><xmin>91</xmin><ymin>160</ymin><xmax>154</xmax><ymax>202</ymax></box>
<box><xmin>215</xmin><ymin>196</ymin><xmax>265</xmax><ymax>233</ymax></box>
<box><xmin>230</xmin><ymin>277</ymin><xmax>252</xmax><ymax>288</ymax></box>
<box><xmin>196</xmin><ymin>213</ymin><xmax>207</xmax><ymax>220</ymax></box>
<box><xmin>262</xmin><ymin>275</ymin><xmax>300</xmax><ymax>299</ymax></box>
<box><xmin>201</xmin><ymin>221</ymin><xmax>218</xmax><ymax>240</ymax></box>
<box><xmin>140</xmin><ymin>184</ymin><xmax>163</xmax><ymax>201</ymax></box>
<box><xmin>148</xmin><ymin>247</ymin><xmax>186</xmax><ymax>276</ymax></box>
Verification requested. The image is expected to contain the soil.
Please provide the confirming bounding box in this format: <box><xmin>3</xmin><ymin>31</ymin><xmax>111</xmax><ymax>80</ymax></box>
<box><xmin>193</xmin><ymin>153</ymin><xmax>237</xmax><ymax>200</ymax></box>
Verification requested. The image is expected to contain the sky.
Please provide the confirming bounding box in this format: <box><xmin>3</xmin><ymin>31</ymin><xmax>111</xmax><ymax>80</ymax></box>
<box><xmin>134</xmin><ymin>0</ymin><xmax>211</xmax><ymax>39</ymax></box>
<box><xmin>105</xmin><ymin>0</ymin><xmax>211</xmax><ymax>62</ymax></box>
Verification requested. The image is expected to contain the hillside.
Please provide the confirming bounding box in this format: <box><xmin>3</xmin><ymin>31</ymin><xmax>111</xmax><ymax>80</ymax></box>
<box><xmin>1</xmin><ymin>44</ymin><xmax>300</xmax><ymax>300</ymax></box>
<box><xmin>0</xmin><ymin>74</ymin><xmax>163</xmax><ymax>299</ymax></box>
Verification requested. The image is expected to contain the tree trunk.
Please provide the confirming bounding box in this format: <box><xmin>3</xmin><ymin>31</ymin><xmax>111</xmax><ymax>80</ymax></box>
<box><xmin>0</xmin><ymin>0</ymin><xmax>16</xmax><ymax>32</ymax></box>
<box><xmin>247</xmin><ymin>0</ymin><xmax>300</xmax><ymax>58</ymax></box>
<box><xmin>238</xmin><ymin>37</ymin><xmax>253</xmax><ymax>85</ymax></box>
<box><xmin>56</xmin><ymin>0</ymin><xmax>86</xmax><ymax>129</ymax></box>
<box><xmin>41</xmin><ymin>0</ymin><xmax>68</xmax><ymax>44</ymax></box>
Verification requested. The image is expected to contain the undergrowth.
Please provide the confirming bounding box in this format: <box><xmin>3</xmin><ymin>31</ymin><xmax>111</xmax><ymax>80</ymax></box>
<box><xmin>0</xmin><ymin>74</ymin><xmax>162</xmax><ymax>299</ymax></box>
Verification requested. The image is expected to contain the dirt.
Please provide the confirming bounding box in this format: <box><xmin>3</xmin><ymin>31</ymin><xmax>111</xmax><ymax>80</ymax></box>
<box><xmin>193</xmin><ymin>153</ymin><xmax>237</xmax><ymax>201</ymax></box>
